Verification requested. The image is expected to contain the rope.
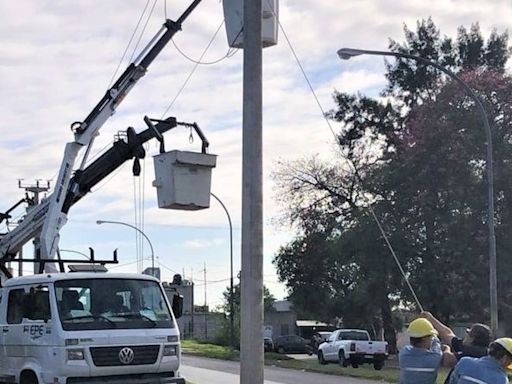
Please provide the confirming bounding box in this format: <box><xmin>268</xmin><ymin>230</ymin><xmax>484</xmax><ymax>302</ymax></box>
<box><xmin>267</xmin><ymin>0</ymin><xmax>424</xmax><ymax>311</ymax></box>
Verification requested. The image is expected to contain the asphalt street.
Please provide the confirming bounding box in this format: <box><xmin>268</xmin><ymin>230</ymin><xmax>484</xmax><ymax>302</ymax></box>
<box><xmin>181</xmin><ymin>355</ymin><xmax>383</xmax><ymax>384</ymax></box>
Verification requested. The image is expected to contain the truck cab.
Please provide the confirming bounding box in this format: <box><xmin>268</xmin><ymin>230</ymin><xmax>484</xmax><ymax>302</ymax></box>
<box><xmin>0</xmin><ymin>272</ymin><xmax>184</xmax><ymax>384</ymax></box>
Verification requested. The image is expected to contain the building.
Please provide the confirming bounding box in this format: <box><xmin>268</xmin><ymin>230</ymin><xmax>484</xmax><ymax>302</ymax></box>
<box><xmin>163</xmin><ymin>276</ymin><xmax>222</xmax><ymax>341</ymax></box>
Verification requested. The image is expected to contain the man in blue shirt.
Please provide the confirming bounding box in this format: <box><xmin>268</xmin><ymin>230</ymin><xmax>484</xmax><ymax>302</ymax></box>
<box><xmin>448</xmin><ymin>337</ymin><xmax>512</xmax><ymax>384</ymax></box>
<box><xmin>399</xmin><ymin>317</ymin><xmax>451</xmax><ymax>384</ymax></box>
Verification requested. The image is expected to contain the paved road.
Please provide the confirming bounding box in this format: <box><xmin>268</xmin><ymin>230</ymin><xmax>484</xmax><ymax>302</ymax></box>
<box><xmin>181</xmin><ymin>355</ymin><xmax>385</xmax><ymax>384</ymax></box>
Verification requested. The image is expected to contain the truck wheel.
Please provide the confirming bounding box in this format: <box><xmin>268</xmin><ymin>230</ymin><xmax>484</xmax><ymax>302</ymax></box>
<box><xmin>318</xmin><ymin>351</ymin><xmax>327</xmax><ymax>365</ymax></box>
<box><xmin>339</xmin><ymin>351</ymin><xmax>349</xmax><ymax>367</ymax></box>
<box><xmin>20</xmin><ymin>371</ymin><xmax>39</xmax><ymax>384</ymax></box>
<box><xmin>351</xmin><ymin>362</ymin><xmax>359</xmax><ymax>368</ymax></box>
<box><xmin>374</xmin><ymin>361</ymin><xmax>384</xmax><ymax>370</ymax></box>
<box><xmin>277</xmin><ymin>346</ymin><xmax>286</xmax><ymax>354</ymax></box>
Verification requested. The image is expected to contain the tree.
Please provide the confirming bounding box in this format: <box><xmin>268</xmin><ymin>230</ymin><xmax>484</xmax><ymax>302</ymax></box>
<box><xmin>214</xmin><ymin>282</ymin><xmax>276</xmax><ymax>347</ymax></box>
<box><xmin>272</xmin><ymin>18</ymin><xmax>512</xmax><ymax>351</ymax></box>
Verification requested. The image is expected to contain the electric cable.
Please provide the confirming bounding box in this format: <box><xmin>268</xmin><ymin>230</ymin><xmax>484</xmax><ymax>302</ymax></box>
<box><xmin>160</xmin><ymin>19</ymin><xmax>227</xmax><ymax>118</ymax></box>
<box><xmin>108</xmin><ymin>0</ymin><xmax>153</xmax><ymax>88</ymax></box>
<box><xmin>129</xmin><ymin>0</ymin><xmax>159</xmax><ymax>63</ymax></box>
<box><xmin>267</xmin><ymin>0</ymin><xmax>424</xmax><ymax>311</ymax></box>
<box><xmin>170</xmin><ymin>19</ymin><xmax>240</xmax><ymax>65</ymax></box>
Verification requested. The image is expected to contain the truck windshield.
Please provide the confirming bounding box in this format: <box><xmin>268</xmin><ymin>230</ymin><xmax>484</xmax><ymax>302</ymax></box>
<box><xmin>55</xmin><ymin>278</ymin><xmax>174</xmax><ymax>331</ymax></box>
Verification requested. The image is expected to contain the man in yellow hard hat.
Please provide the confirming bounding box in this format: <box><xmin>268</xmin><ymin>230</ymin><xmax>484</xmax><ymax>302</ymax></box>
<box><xmin>420</xmin><ymin>311</ymin><xmax>492</xmax><ymax>383</ymax></box>
<box><xmin>448</xmin><ymin>337</ymin><xmax>512</xmax><ymax>384</ymax></box>
<box><xmin>399</xmin><ymin>317</ymin><xmax>452</xmax><ymax>384</ymax></box>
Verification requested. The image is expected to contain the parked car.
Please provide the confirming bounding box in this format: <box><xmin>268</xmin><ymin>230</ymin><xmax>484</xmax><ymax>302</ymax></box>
<box><xmin>274</xmin><ymin>335</ymin><xmax>313</xmax><ymax>355</ymax></box>
<box><xmin>264</xmin><ymin>337</ymin><xmax>274</xmax><ymax>352</ymax></box>
<box><xmin>312</xmin><ymin>331</ymin><xmax>333</xmax><ymax>351</ymax></box>
<box><xmin>317</xmin><ymin>331</ymin><xmax>333</xmax><ymax>343</ymax></box>
<box><xmin>317</xmin><ymin>329</ymin><xmax>388</xmax><ymax>370</ymax></box>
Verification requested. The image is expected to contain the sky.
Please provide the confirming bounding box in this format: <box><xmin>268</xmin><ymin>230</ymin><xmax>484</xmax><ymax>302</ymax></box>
<box><xmin>0</xmin><ymin>0</ymin><xmax>511</xmax><ymax>311</ymax></box>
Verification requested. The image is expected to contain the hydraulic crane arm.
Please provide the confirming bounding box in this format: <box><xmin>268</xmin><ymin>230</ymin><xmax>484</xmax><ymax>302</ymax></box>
<box><xmin>0</xmin><ymin>0</ymin><xmax>203</xmax><ymax>263</ymax></box>
<box><xmin>62</xmin><ymin>117</ymin><xmax>179</xmax><ymax>213</ymax></box>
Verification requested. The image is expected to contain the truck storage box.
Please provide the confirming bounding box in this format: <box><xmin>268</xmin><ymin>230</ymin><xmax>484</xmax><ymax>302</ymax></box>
<box><xmin>153</xmin><ymin>150</ymin><xmax>217</xmax><ymax>210</ymax></box>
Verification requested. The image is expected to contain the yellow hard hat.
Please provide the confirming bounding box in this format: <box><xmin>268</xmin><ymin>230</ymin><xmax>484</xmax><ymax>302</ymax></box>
<box><xmin>407</xmin><ymin>318</ymin><xmax>438</xmax><ymax>338</ymax></box>
<box><xmin>494</xmin><ymin>338</ymin><xmax>512</xmax><ymax>370</ymax></box>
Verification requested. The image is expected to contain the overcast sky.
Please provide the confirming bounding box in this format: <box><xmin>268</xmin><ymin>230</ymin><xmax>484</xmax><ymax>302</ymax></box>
<box><xmin>1</xmin><ymin>0</ymin><xmax>511</xmax><ymax>310</ymax></box>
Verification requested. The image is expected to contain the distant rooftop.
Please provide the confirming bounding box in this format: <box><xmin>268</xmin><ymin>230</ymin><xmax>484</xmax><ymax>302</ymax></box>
<box><xmin>272</xmin><ymin>300</ymin><xmax>292</xmax><ymax>312</ymax></box>
<box><xmin>296</xmin><ymin>320</ymin><xmax>330</xmax><ymax>327</ymax></box>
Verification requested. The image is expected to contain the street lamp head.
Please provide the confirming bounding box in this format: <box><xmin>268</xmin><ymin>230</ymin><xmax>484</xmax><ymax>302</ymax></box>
<box><xmin>337</xmin><ymin>48</ymin><xmax>364</xmax><ymax>60</ymax></box>
<box><xmin>96</xmin><ymin>220</ymin><xmax>105</xmax><ymax>225</ymax></box>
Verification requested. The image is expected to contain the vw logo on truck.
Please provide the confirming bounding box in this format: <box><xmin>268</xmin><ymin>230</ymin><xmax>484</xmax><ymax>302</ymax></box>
<box><xmin>118</xmin><ymin>347</ymin><xmax>135</xmax><ymax>365</ymax></box>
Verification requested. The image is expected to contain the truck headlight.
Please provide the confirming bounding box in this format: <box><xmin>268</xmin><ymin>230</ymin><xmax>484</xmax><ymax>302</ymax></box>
<box><xmin>163</xmin><ymin>345</ymin><xmax>178</xmax><ymax>356</ymax></box>
<box><xmin>67</xmin><ymin>349</ymin><xmax>85</xmax><ymax>360</ymax></box>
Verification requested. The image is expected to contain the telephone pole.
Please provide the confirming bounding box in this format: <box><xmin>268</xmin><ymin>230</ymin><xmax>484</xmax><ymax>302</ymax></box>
<box><xmin>18</xmin><ymin>179</ymin><xmax>51</xmax><ymax>274</ymax></box>
<box><xmin>240</xmin><ymin>0</ymin><xmax>264</xmax><ymax>382</ymax></box>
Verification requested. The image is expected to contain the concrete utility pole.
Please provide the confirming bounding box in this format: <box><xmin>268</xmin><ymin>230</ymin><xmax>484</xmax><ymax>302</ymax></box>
<box><xmin>240</xmin><ymin>0</ymin><xmax>264</xmax><ymax>382</ymax></box>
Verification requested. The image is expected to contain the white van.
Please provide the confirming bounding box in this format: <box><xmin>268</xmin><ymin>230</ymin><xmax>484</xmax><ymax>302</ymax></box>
<box><xmin>0</xmin><ymin>273</ymin><xmax>185</xmax><ymax>384</ymax></box>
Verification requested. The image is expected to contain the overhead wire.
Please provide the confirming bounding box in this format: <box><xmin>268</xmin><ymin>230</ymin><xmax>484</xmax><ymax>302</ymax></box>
<box><xmin>266</xmin><ymin>0</ymin><xmax>424</xmax><ymax>311</ymax></box>
<box><xmin>129</xmin><ymin>0</ymin><xmax>160</xmax><ymax>63</ymax></box>
<box><xmin>160</xmin><ymin>19</ymin><xmax>228</xmax><ymax>118</ymax></box>
<box><xmin>108</xmin><ymin>0</ymin><xmax>153</xmax><ymax>88</ymax></box>
<box><xmin>170</xmin><ymin>23</ymin><xmax>240</xmax><ymax>65</ymax></box>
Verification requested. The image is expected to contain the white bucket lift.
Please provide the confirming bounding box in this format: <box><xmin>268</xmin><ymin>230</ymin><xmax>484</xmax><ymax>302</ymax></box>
<box><xmin>153</xmin><ymin>150</ymin><xmax>217</xmax><ymax>210</ymax></box>
<box><xmin>223</xmin><ymin>0</ymin><xmax>279</xmax><ymax>48</ymax></box>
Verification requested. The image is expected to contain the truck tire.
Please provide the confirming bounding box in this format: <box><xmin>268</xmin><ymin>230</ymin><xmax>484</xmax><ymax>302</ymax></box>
<box><xmin>318</xmin><ymin>351</ymin><xmax>327</xmax><ymax>365</ymax></box>
<box><xmin>339</xmin><ymin>350</ymin><xmax>349</xmax><ymax>367</ymax></box>
<box><xmin>373</xmin><ymin>360</ymin><xmax>384</xmax><ymax>370</ymax></box>
<box><xmin>351</xmin><ymin>362</ymin><xmax>359</xmax><ymax>368</ymax></box>
<box><xmin>20</xmin><ymin>371</ymin><xmax>38</xmax><ymax>384</ymax></box>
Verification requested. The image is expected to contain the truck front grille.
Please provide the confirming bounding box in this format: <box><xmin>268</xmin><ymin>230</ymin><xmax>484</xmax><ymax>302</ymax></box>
<box><xmin>90</xmin><ymin>345</ymin><xmax>160</xmax><ymax>366</ymax></box>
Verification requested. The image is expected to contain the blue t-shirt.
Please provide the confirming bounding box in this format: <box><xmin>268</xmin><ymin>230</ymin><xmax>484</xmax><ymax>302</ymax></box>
<box><xmin>399</xmin><ymin>338</ymin><xmax>443</xmax><ymax>384</ymax></box>
<box><xmin>448</xmin><ymin>356</ymin><xmax>508</xmax><ymax>384</ymax></box>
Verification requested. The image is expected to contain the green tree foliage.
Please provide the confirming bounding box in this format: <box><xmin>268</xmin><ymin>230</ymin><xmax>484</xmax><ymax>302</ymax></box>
<box><xmin>272</xmin><ymin>18</ymin><xmax>512</xmax><ymax>350</ymax></box>
<box><xmin>214</xmin><ymin>283</ymin><xmax>276</xmax><ymax>347</ymax></box>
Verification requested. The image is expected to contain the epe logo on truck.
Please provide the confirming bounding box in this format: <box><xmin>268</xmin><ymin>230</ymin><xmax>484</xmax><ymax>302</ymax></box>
<box><xmin>22</xmin><ymin>324</ymin><xmax>49</xmax><ymax>339</ymax></box>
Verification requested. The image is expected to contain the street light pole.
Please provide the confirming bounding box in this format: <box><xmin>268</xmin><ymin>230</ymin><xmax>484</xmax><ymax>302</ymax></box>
<box><xmin>337</xmin><ymin>47</ymin><xmax>498</xmax><ymax>335</ymax></box>
<box><xmin>210</xmin><ymin>192</ymin><xmax>235</xmax><ymax>349</ymax></box>
<box><xmin>59</xmin><ymin>249</ymin><xmax>89</xmax><ymax>259</ymax></box>
<box><xmin>96</xmin><ymin>220</ymin><xmax>155</xmax><ymax>273</ymax></box>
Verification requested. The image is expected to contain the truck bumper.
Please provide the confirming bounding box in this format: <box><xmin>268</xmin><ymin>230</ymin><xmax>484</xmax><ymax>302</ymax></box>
<box><xmin>350</xmin><ymin>353</ymin><xmax>387</xmax><ymax>363</ymax></box>
<box><xmin>64</xmin><ymin>372</ymin><xmax>185</xmax><ymax>384</ymax></box>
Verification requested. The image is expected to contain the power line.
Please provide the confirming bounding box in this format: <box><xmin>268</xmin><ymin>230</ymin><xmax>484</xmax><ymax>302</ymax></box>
<box><xmin>268</xmin><ymin>0</ymin><xmax>423</xmax><ymax>310</ymax></box>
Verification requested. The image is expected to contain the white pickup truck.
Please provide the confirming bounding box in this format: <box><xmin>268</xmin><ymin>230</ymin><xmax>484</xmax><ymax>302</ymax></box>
<box><xmin>317</xmin><ymin>329</ymin><xmax>388</xmax><ymax>370</ymax></box>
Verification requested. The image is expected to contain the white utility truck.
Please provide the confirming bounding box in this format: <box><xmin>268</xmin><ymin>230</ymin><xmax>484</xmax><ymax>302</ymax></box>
<box><xmin>0</xmin><ymin>272</ymin><xmax>185</xmax><ymax>384</ymax></box>
<box><xmin>0</xmin><ymin>0</ymin><xmax>216</xmax><ymax>383</ymax></box>
<box><xmin>317</xmin><ymin>329</ymin><xmax>388</xmax><ymax>370</ymax></box>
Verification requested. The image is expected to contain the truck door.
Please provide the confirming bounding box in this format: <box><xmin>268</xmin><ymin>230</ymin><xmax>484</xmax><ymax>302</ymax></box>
<box><xmin>4</xmin><ymin>288</ymin><xmax>26</xmax><ymax>361</ymax></box>
<box><xmin>0</xmin><ymin>288</ymin><xmax>5</xmax><ymax>375</ymax></box>
<box><xmin>4</xmin><ymin>286</ymin><xmax>54</xmax><ymax>370</ymax></box>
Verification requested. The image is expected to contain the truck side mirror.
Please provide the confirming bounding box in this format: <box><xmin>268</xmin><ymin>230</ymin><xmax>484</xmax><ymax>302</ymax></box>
<box><xmin>172</xmin><ymin>293</ymin><xmax>183</xmax><ymax>319</ymax></box>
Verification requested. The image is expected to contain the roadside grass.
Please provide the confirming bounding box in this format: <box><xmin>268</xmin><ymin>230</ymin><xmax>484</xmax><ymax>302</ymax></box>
<box><xmin>181</xmin><ymin>340</ymin><xmax>512</xmax><ymax>383</ymax></box>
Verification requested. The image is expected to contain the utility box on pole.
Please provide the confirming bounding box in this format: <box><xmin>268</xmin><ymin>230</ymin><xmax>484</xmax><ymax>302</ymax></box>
<box><xmin>152</xmin><ymin>150</ymin><xmax>217</xmax><ymax>210</ymax></box>
<box><xmin>223</xmin><ymin>0</ymin><xmax>278</xmax><ymax>48</ymax></box>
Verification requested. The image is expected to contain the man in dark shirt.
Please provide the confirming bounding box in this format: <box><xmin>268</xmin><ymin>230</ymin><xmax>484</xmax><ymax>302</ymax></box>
<box><xmin>421</xmin><ymin>312</ymin><xmax>491</xmax><ymax>383</ymax></box>
<box><xmin>421</xmin><ymin>312</ymin><xmax>491</xmax><ymax>360</ymax></box>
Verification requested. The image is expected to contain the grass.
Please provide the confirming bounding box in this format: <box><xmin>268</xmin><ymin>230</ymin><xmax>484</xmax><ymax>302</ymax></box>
<box><xmin>182</xmin><ymin>340</ymin><xmax>511</xmax><ymax>383</ymax></box>
<box><xmin>181</xmin><ymin>339</ymin><xmax>409</xmax><ymax>382</ymax></box>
